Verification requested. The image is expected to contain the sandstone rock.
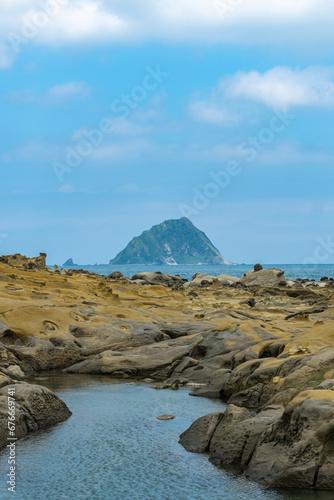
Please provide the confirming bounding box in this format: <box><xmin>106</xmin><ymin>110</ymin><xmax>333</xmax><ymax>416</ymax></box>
<box><xmin>0</xmin><ymin>253</ymin><xmax>47</xmax><ymax>270</ymax></box>
<box><xmin>181</xmin><ymin>394</ymin><xmax>334</xmax><ymax>490</ymax></box>
<box><xmin>156</xmin><ymin>414</ymin><xmax>175</xmax><ymax>420</ymax></box>
<box><xmin>0</xmin><ymin>381</ymin><xmax>72</xmax><ymax>450</ymax></box>
<box><xmin>179</xmin><ymin>412</ymin><xmax>224</xmax><ymax>453</ymax></box>
<box><xmin>107</xmin><ymin>271</ymin><xmax>124</xmax><ymax>279</ymax></box>
<box><xmin>209</xmin><ymin>405</ymin><xmax>283</xmax><ymax>468</ymax></box>
<box><xmin>254</xmin><ymin>264</ymin><xmax>263</xmax><ymax>272</ymax></box>
<box><xmin>64</xmin><ymin>335</ymin><xmax>200</xmax><ymax>377</ymax></box>
<box><xmin>131</xmin><ymin>272</ymin><xmax>186</xmax><ymax>287</ymax></box>
<box><xmin>239</xmin><ymin>268</ymin><xmax>286</xmax><ymax>287</ymax></box>
<box><xmin>190</xmin><ymin>368</ymin><xmax>231</xmax><ymax>398</ymax></box>
<box><xmin>184</xmin><ymin>273</ymin><xmax>239</xmax><ymax>288</ymax></box>
<box><xmin>245</xmin><ymin>393</ymin><xmax>334</xmax><ymax>489</ymax></box>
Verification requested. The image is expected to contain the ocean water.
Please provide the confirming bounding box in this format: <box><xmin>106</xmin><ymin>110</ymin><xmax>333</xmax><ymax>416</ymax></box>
<box><xmin>0</xmin><ymin>374</ymin><xmax>332</xmax><ymax>500</ymax></box>
<box><xmin>60</xmin><ymin>263</ymin><xmax>334</xmax><ymax>281</ymax></box>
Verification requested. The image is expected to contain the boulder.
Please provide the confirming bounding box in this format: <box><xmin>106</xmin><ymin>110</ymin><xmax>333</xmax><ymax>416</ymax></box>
<box><xmin>0</xmin><ymin>381</ymin><xmax>72</xmax><ymax>450</ymax></box>
<box><xmin>107</xmin><ymin>271</ymin><xmax>124</xmax><ymax>279</ymax></box>
<box><xmin>209</xmin><ymin>405</ymin><xmax>283</xmax><ymax>468</ymax></box>
<box><xmin>179</xmin><ymin>412</ymin><xmax>224</xmax><ymax>453</ymax></box>
<box><xmin>131</xmin><ymin>272</ymin><xmax>186</xmax><ymax>287</ymax></box>
<box><xmin>246</xmin><ymin>392</ymin><xmax>334</xmax><ymax>489</ymax></box>
<box><xmin>184</xmin><ymin>273</ymin><xmax>239</xmax><ymax>288</ymax></box>
<box><xmin>239</xmin><ymin>268</ymin><xmax>286</xmax><ymax>287</ymax></box>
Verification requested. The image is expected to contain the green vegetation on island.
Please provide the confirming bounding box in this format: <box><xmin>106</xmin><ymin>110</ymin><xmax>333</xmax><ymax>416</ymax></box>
<box><xmin>110</xmin><ymin>217</ymin><xmax>227</xmax><ymax>265</ymax></box>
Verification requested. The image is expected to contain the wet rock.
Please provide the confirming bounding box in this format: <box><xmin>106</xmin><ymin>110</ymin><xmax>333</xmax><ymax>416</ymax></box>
<box><xmin>179</xmin><ymin>412</ymin><xmax>224</xmax><ymax>453</ymax></box>
<box><xmin>0</xmin><ymin>381</ymin><xmax>72</xmax><ymax>450</ymax></box>
<box><xmin>246</xmin><ymin>393</ymin><xmax>334</xmax><ymax>489</ymax></box>
<box><xmin>209</xmin><ymin>405</ymin><xmax>283</xmax><ymax>468</ymax></box>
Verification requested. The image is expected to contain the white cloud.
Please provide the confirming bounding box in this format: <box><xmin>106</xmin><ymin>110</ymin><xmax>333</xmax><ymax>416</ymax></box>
<box><xmin>225</xmin><ymin>67</ymin><xmax>334</xmax><ymax>110</ymax></box>
<box><xmin>190</xmin><ymin>66</ymin><xmax>334</xmax><ymax>125</ymax></box>
<box><xmin>0</xmin><ymin>0</ymin><xmax>333</xmax><ymax>68</ymax></box>
<box><xmin>91</xmin><ymin>139</ymin><xmax>154</xmax><ymax>161</ymax></box>
<box><xmin>189</xmin><ymin>100</ymin><xmax>238</xmax><ymax>126</ymax></box>
<box><xmin>58</xmin><ymin>184</ymin><xmax>75</xmax><ymax>193</ymax></box>
<box><xmin>8</xmin><ymin>81</ymin><xmax>90</xmax><ymax>105</ymax></box>
<box><xmin>0</xmin><ymin>41</ymin><xmax>15</xmax><ymax>68</ymax></box>
<box><xmin>47</xmin><ymin>82</ymin><xmax>90</xmax><ymax>101</ymax></box>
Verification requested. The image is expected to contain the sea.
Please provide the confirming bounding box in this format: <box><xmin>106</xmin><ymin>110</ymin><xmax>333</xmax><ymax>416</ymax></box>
<box><xmin>60</xmin><ymin>263</ymin><xmax>334</xmax><ymax>281</ymax></box>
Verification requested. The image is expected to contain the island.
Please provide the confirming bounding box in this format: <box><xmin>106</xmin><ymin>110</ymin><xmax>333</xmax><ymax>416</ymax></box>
<box><xmin>63</xmin><ymin>258</ymin><xmax>76</xmax><ymax>266</ymax></box>
<box><xmin>110</xmin><ymin>217</ymin><xmax>228</xmax><ymax>265</ymax></box>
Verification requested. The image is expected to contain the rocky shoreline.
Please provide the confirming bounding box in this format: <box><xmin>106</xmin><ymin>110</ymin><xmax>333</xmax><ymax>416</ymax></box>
<box><xmin>1</xmin><ymin>255</ymin><xmax>334</xmax><ymax>490</ymax></box>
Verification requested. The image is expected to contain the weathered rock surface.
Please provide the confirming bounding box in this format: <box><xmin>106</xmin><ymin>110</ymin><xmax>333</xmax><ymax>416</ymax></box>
<box><xmin>1</xmin><ymin>258</ymin><xmax>334</xmax><ymax>489</ymax></box>
<box><xmin>179</xmin><ymin>412</ymin><xmax>224</xmax><ymax>453</ymax></box>
<box><xmin>131</xmin><ymin>272</ymin><xmax>186</xmax><ymax>288</ymax></box>
<box><xmin>0</xmin><ymin>376</ymin><xmax>71</xmax><ymax>450</ymax></box>
<box><xmin>240</xmin><ymin>268</ymin><xmax>286</xmax><ymax>287</ymax></box>
<box><xmin>184</xmin><ymin>273</ymin><xmax>239</xmax><ymax>288</ymax></box>
<box><xmin>0</xmin><ymin>253</ymin><xmax>47</xmax><ymax>270</ymax></box>
<box><xmin>180</xmin><ymin>395</ymin><xmax>334</xmax><ymax>489</ymax></box>
<box><xmin>64</xmin><ymin>335</ymin><xmax>200</xmax><ymax>377</ymax></box>
<box><xmin>245</xmin><ymin>392</ymin><xmax>334</xmax><ymax>488</ymax></box>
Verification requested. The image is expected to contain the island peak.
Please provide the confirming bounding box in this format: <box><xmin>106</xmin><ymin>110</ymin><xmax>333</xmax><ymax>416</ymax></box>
<box><xmin>110</xmin><ymin>217</ymin><xmax>228</xmax><ymax>265</ymax></box>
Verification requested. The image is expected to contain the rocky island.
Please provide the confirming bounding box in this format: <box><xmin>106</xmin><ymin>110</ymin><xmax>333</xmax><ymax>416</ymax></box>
<box><xmin>110</xmin><ymin>217</ymin><xmax>228</xmax><ymax>265</ymax></box>
<box><xmin>63</xmin><ymin>258</ymin><xmax>76</xmax><ymax>267</ymax></box>
<box><xmin>1</xmin><ymin>254</ymin><xmax>334</xmax><ymax>490</ymax></box>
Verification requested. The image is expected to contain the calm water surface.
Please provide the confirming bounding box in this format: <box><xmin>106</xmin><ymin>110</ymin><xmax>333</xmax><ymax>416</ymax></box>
<box><xmin>0</xmin><ymin>374</ymin><xmax>332</xmax><ymax>500</ymax></box>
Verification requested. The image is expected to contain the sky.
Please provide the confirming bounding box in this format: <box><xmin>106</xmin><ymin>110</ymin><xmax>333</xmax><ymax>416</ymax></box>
<box><xmin>1</xmin><ymin>0</ymin><xmax>334</xmax><ymax>265</ymax></box>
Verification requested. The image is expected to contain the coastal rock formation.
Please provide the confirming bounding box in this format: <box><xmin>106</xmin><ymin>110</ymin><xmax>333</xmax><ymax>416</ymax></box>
<box><xmin>63</xmin><ymin>258</ymin><xmax>76</xmax><ymax>266</ymax></box>
<box><xmin>1</xmin><ymin>256</ymin><xmax>334</xmax><ymax>490</ymax></box>
<box><xmin>0</xmin><ymin>253</ymin><xmax>47</xmax><ymax>270</ymax></box>
<box><xmin>64</xmin><ymin>335</ymin><xmax>200</xmax><ymax>377</ymax></box>
<box><xmin>184</xmin><ymin>272</ymin><xmax>239</xmax><ymax>288</ymax></box>
<box><xmin>0</xmin><ymin>375</ymin><xmax>71</xmax><ymax>450</ymax></box>
<box><xmin>239</xmin><ymin>267</ymin><xmax>287</xmax><ymax>287</ymax></box>
<box><xmin>110</xmin><ymin>217</ymin><xmax>227</xmax><ymax>265</ymax></box>
<box><xmin>179</xmin><ymin>394</ymin><xmax>334</xmax><ymax>489</ymax></box>
<box><xmin>131</xmin><ymin>271</ymin><xmax>186</xmax><ymax>288</ymax></box>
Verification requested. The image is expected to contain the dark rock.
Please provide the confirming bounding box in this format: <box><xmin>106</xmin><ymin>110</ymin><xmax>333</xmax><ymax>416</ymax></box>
<box><xmin>131</xmin><ymin>272</ymin><xmax>184</xmax><ymax>288</ymax></box>
<box><xmin>107</xmin><ymin>271</ymin><xmax>124</xmax><ymax>279</ymax></box>
<box><xmin>179</xmin><ymin>412</ymin><xmax>224</xmax><ymax>453</ymax></box>
<box><xmin>0</xmin><ymin>381</ymin><xmax>72</xmax><ymax>450</ymax></box>
<box><xmin>254</xmin><ymin>264</ymin><xmax>263</xmax><ymax>272</ymax></box>
<box><xmin>63</xmin><ymin>258</ymin><xmax>76</xmax><ymax>266</ymax></box>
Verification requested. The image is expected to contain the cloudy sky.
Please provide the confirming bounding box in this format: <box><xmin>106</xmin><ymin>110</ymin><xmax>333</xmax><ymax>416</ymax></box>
<box><xmin>1</xmin><ymin>0</ymin><xmax>334</xmax><ymax>265</ymax></box>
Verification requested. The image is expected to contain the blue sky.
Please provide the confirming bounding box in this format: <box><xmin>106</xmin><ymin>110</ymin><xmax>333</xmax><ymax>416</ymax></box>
<box><xmin>1</xmin><ymin>0</ymin><xmax>334</xmax><ymax>265</ymax></box>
